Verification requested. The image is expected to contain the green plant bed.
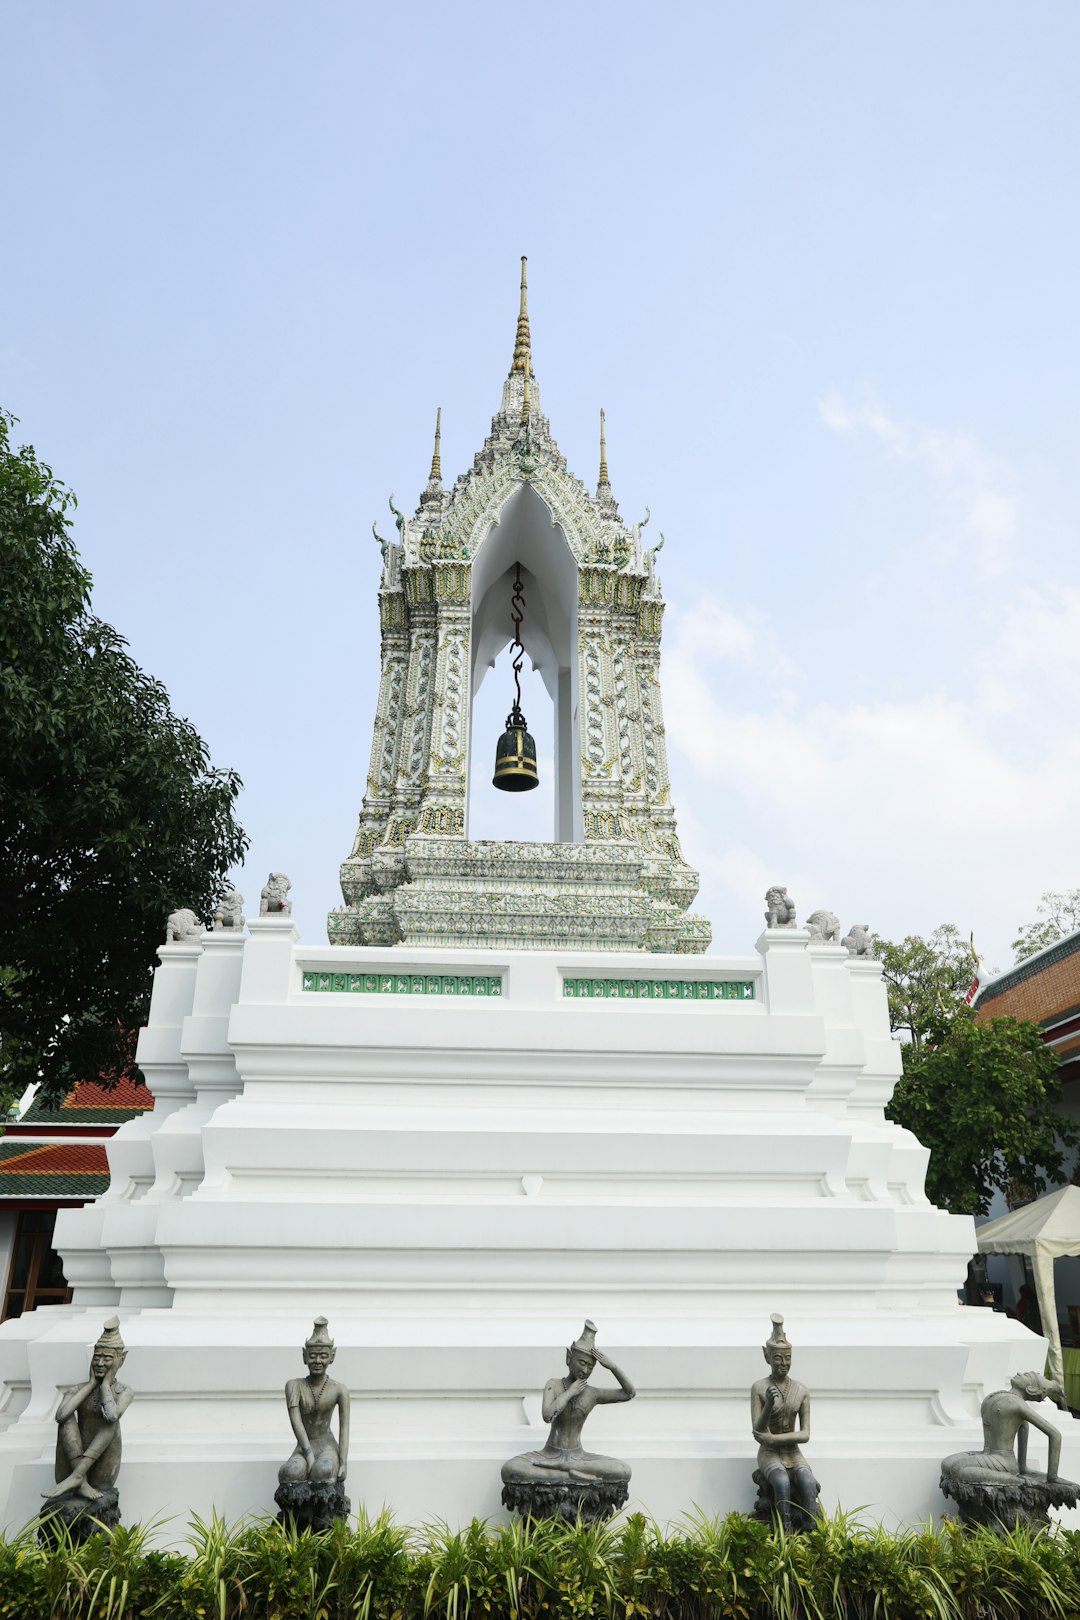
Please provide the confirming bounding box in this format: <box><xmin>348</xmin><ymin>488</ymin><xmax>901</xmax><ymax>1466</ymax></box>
<box><xmin>2</xmin><ymin>1508</ymin><xmax>1079</xmax><ymax>1620</ymax></box>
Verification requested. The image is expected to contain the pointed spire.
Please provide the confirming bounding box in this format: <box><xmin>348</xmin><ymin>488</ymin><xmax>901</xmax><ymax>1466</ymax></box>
<box><xmin>595</xmin><ymin>407</ymin><xmax>618</xmax><ymax>516</ymax></box>
<box><xmin>428</xmin><ymin>407</ymin><xmax>442</xmax><ymax>484</ymax></box>
<box><xmin>521</xmin><ymin>363</ymin><xmax>531</xmax><ymax>426</ymax></box>
<box><xmin>511</xmin><ymin>255</ymin><xmax>533</xmax><ymax>376</ymax></box>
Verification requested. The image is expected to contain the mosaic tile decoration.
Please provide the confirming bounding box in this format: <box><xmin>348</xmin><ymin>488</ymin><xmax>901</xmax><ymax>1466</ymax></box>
<box><xmin>302</xmin><ymin>971</ymin><xmax>503</xmax><ymax>997</ymax></box>
<box><xmin>562</xmin><ymin>978</ymin><xmax>755</xmax><ymax>1001</ymax></box>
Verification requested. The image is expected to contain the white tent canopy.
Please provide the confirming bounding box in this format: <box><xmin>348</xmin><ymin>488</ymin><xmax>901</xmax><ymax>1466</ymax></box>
<box><xmin>977</xmin><ymin>1184</ymin><xmax>1080</xmax><ymax>1385</ymax></box>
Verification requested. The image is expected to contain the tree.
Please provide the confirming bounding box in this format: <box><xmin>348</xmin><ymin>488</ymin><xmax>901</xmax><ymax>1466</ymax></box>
<box><xmin>1012</xmin><ymin>889</ymin><xmax>1080</xmax><ymax>963</ymax></box>
<box><xmin>886</xmin><ymin>1013</ymin><xmax>1078</xmax><ymax>1216</ymax></box>
<box><xmin>873</xmin><ymin>923</ymin><xmax>978</xmax><ymax>1052</ymax></box>
<box><xmin>0</xmin><ymin>410</ymin><xmax>248</xmax><ymax>1107</ymax></box>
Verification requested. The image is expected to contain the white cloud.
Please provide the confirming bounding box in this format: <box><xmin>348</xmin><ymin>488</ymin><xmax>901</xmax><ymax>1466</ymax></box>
<box><xmin>818</xmin><ymin>394</ymin><xmax>1018</xmax><ymax>574</ymax></box>
<box><xmin>664</xmin><ymin>583</ymin><xmax>1080</xmax><ymax>967</ymax></box>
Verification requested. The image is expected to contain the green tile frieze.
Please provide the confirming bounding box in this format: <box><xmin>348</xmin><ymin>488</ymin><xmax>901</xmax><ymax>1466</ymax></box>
<box><xmin>302</xmin><ymin>971</ymin><xmax>503</xmax><ymax>997</ymax></box>
<box><xmin>563</xmin><ymin>977</ymin><xmax>755</xmax><ymax>1001</ymax></box>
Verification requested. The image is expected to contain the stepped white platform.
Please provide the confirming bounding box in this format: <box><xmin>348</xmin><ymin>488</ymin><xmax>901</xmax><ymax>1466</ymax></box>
<box><xmin>1</xmin><ymin>917</ymin><xmax>1075</xmax><ymax>1536</ymax></box>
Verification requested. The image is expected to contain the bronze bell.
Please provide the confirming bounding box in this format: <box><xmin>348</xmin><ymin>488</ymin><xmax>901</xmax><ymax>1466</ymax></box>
<box><xmin>493</xmin><ymin>706</ymin><xmax>539</xmax><ymax>792</ymax></box>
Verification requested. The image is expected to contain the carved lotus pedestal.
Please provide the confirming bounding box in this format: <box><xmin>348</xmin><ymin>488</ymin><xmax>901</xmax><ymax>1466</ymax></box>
<box><xmin>940</xmin><ymin>1470</ymin><xmax>1080</xmax><ymax>1533</ymax></box>
<box><xmin>500</xmin><ymin>1477</ymin><xmax>628</xmax><ymax>1523</ymax></box>
<box><xmin>274</xmin><ymin>1479</ymin><xmax>350</xmax><ymax>1534</ymax></box>
<box><xmin>38</xmin><ymin>1487</ymin><xmax>121</xmax><ymax>1547</ymax></box>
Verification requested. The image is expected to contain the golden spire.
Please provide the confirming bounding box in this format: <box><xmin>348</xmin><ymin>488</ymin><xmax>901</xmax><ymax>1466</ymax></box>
<box><xmin>511</xmin><ymin>255</ymin><xmax>533</xmax><ymax>375</ymax></box>
<box><xmin>428</xmin><ymin>406</ymin><xmax>442</xmax><ymax>483</ymax></box>
<box><xmin>598</xmin><ymin>408</ymin><xmax>609</xmax><ymax>487</ymax></box>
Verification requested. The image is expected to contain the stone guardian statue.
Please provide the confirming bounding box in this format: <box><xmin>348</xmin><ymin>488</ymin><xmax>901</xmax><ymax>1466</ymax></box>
<box><xmin>501</xmin><ymin>1319</ymin><xmax>636</xmax><ymax>1521</ymax></box>
<box><xmin>40</xmin><ymin>1317</ymin><xmax>132</xmax><ymax>1542</ymax></box>
<box><xmin>274</xmin><ymin>1317</ymin><xmax>351</xmax><ymax>1531</ymax></box>
<box><xmin>750</xmin><ymin>1313</ymin><xmax>821</xmax><ymax>1531</ymax></box>
<box><xmin>940</xmin><ymin>1371</ymin><xmax>1080</xmax><ymax>1530</ymax></box>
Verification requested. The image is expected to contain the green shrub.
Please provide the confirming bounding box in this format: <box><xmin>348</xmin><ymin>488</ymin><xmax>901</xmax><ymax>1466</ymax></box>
<box><xmin>2</xmin><ymin>1509</ymin><xmax>1080</xmax><ymax>1620</ymax></box>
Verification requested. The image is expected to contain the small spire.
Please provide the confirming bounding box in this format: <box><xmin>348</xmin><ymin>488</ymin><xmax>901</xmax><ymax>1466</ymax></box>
<box><xmin>428</xmin><ymin>406</ymin><xmax>442</xmax><ymax>483</ymax></box>
<box><xmin>521</xmin><ymin>364</ymin><xmax>531</xmax><ymax>426</ymax></box>
<box><xmin>511</xmin><ymin>255</ymin><xmax>533</xmax><ymax>375</ymax></box>
<box><xmin>598</xmin><ymin>408</ymin><xmax>610</xmax><ymax>488</ymax></box>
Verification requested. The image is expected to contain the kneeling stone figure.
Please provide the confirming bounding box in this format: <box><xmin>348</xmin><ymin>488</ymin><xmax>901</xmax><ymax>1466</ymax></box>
<box><xmin>940</xmin><ymin>1371</ymin><xmax>1080</xmax><ymax>1531</ymax></box>
<box><xmin>501</xmin><ymin>1319</ymin><xmax>635</xmax><ymax>1521</ymax></box>
<box><xmin>275</xmin><ymin>1316</ymin><xmax>351</xmax><ymax>1531</ymax></box>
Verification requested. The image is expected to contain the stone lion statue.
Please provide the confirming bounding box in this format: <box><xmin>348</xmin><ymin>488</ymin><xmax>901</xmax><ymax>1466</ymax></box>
<box><xmin>214</xmin><ymin>890</ymin><xmax>245</xmax><ymax>931</ymax></box>
<box><xmin>260</xmin><ymin>872</ymin><xmax>293</xmax><ymax>917</ymax></box>
<box><xmin>165</xmin><ymin>908</ymin><xmax>203</xmax><ymax>944</ymax></box>
<box><xmin>764</xmin><ymin>887</ymin><xmax>797</xmax><ymax>929</ymax></box>
<box><xmin>841</xmin><ymin>924</ymin><xmax>876</xmax><ymax>958</ymax></box>
<box><xmin>805</xmin><ymin>910</ymin><xmax>840</xmax><ymax>944</ymax></box>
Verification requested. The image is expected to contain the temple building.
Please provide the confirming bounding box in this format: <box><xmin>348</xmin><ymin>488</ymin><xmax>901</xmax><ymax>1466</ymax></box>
<box><xmin>0</xmin><ymin>262</ymin><xmax>1077</xmax><ymax>1535</ymax></box>
<box><xmin>332</xmin><ymin>258</ymin><xmax>710</xmax><ymax>955</ymax></box>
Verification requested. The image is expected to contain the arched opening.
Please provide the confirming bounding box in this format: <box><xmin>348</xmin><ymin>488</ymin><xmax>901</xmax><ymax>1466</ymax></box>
<box><xmin>467</xmin><ymin>483</ymin><xmax>582</xmax><ymax>843</ymax></box>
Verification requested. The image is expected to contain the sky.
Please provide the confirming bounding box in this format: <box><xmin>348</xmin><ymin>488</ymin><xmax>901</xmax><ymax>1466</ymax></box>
<box><xmin>5</xmin><ymin>2</ymin><xmax>1079</xmax><ymax>973</ymax></box>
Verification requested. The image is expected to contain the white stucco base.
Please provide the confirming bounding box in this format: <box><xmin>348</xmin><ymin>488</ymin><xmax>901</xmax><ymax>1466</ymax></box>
<box><xmin>1</xmin><ymin>920</ymin><xmax>1076</xmax><ymax>1538</ymax></box>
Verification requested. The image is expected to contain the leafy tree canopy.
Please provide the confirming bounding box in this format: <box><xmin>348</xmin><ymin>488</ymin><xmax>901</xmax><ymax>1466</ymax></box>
<box><xmin>873</xmin><ymin>923</ymin><xmax>978</xmax><ymax>1052</ymax></box>
<box><xmin>886</xmin><ymin>1013</ymin><xmax>1077</xmax><ymax>1217</ymax></box>
<box><xmin>0</xmin><ymin>410</ymin><xmax>248</xmax><ymax>1108</ymax></box>
<box><xmin>1012</xmin><ymin>888</ymin><xmax>1080</xmax><ymax>963</ymax></box>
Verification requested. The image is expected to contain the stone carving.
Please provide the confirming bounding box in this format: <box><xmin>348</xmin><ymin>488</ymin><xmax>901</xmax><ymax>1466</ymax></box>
<box><xmin>805</xmin><ymin>910</ymin><xmax>840</xmax><ymax>944</ymax></box>
<box><xmin>40</xmin><ymin>1317</ymin><xmax>132</xmax><ymax>1544</ymax></box>
<box><xmin>274</xmin><ymin>1317</ymin><xmax>351</xmax><ymax>1532</ymax></box>
<box><xmin>213</xmin><ymin>890</ymin><xmax>245</xmax><ymax>931</ymax></box>
<box><xmin>750</xmin><ymin>1313</ymin><xmax>821</xmax><ymax>1532</ymax></box>
<box><xmin>841</xmin><ymin>924</ymin><xmax>876</xmax><ymax>958</ymax></box>
<box><xmin>165</xmin><ymin>908</ymin><xmax>203</xmax><ymax>944</ymax></box>
<box><xmin>260</xmin><ymin>873</ymin><xmax>292</xmax><ymax>917</ymax></box>
<box><xmin>764</xmin><ymin>888</ymin><xmax>797</xmax><ymax>929</ymax></box>
<box><xmin>940</xmin><ymin>1372</ymin><xmax>1080</xmax><ymax>1531</ymax></box>
<box><xmin>501</xmin><ymin>1319</ymin><xmax>635</xmax><ymax>1521</ymax></box>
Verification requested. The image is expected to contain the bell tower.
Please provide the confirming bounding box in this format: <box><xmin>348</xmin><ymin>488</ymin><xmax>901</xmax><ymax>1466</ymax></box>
<box><xmin>330</xmin><ymin>260</ymin><xmax>711</xmax><ymax>953</ymax></box>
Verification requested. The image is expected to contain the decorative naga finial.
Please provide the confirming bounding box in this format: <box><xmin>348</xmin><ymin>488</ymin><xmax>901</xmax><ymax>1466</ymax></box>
<box><xmin>598</xmin><ymin>408</ymin><xmax>610</xmax><ymax>490</ymax></box>
<box><xmin>638</xmin><ymin>505</ymin><xmax>651</xmax><ymax>533</ymax></box>
<box><xmin>388</xmin><ymin>495</ymin><xmax>405</xmax><ymax>534</ymax></box>
<box><xmin>372</xmin><ymin>521</ymin><xmax>389</xmax><ymax>560</ymax></box>
<box><xmin>511</xmin><ymin>255</ymin><xmax>532</xmax><ymax>376</ymax></box>
<box><xmin>428</xmin><ymin>407</ymin><xmax>442</xmax><ymax>484</ymax></box>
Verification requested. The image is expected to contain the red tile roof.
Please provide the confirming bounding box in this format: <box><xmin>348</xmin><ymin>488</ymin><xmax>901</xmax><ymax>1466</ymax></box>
<box><xmin>0</xmin><ymin>1140</ymin><xmax>110</xmax><ymax>1200</ymax></box>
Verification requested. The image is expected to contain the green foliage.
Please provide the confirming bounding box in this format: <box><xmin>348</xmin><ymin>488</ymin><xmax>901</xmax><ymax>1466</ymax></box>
<box><xmin>886</xmin><ymin>1014</ymin><xmax>1079</xmax><ymax>1216</ymax></box>
<box><xmin>1012</xmin><ymin>889</ymin><xmax>1080</xmax><ymax>964</ymax></box>
<box><xmin>0</xmin><ymin>410</ymin><xmax>248</xmax><ymax>1104</ymax></box>
<box><xmin>873</xmin><ymin>925</ymin><xmax>978</xmax><ymax>1053</ymax></box>
<box><xmin>1</xmin><ymin>1511</ymin><xmax>1080</xmax><ymax>1619</ymax></box>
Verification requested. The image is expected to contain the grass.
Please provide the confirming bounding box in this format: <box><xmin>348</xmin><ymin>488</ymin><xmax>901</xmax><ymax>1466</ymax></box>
<box><xmin>0</xmin><ymin>1508</ymin><xmax>1078</xmax><ymax>1620</ymax></box>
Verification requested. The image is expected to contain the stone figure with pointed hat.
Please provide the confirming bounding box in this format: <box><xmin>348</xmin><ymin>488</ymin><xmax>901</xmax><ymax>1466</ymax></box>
<box><xmin>940</xmin><ymin>1371</ymin><xmax>1080</xmax><ymax>1530</ymax></box>
<box><xmin>274</xmin><ymin>1316</ymin><xmax>351</xmax><ymax>1531</ymax></box>
<box><xmin>501</xmin><ymin>1319</ymin><xmax>636</xmax><ymax>1521</ymax></box>
<box><xmin>40</xmin><ymin>1317</ymin><xmax>132</xmax><ymax>1542</ymax></box>
<box><xmin>750</xmin><ymin>1313</ymin><xmax>821</xmax><ymax>1531</ymax></box>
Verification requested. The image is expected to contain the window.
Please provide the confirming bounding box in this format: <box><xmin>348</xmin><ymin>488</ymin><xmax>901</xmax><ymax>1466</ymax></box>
<box><xmin>2</xmin><ymin>1210</ymin><xmax>72</xmax><ymax>1320</ymax></box>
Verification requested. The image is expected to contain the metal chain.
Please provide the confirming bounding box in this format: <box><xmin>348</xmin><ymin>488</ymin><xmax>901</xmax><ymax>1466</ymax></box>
<box><xmin>508</xmin><ymin>562</ymin><xmax>526</xmax><ymax>725</ymax></box>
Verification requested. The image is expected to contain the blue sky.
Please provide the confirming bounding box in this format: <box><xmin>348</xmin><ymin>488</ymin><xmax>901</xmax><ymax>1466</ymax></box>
<box><xmin>6</xmin><ymin>2</ymin><xmax>1079</xmax><ymax>968</ymax></box>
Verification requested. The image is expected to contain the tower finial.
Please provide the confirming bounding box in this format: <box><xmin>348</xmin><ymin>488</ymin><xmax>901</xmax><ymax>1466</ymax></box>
<box><xmin>429</xmin><ymin>406</ymin><xmax>442</xmax><ymax>483</ymax></box>
<box><xmin>598</xmin><ymin>408</ymin><xmax>610</xmax><ymax>489</ymax></box>
<box><xmin>511</xmin><ymin>255</ymin><xmax>532</xmax><ymax>376</ymax></box>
